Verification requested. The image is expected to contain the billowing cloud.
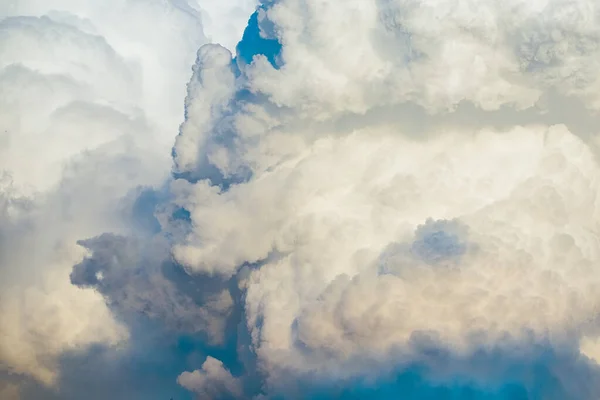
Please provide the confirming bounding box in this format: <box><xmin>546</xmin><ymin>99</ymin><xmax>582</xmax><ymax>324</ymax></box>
<box><xmin>5</xmin><ymin>0</ymin><xmax>600</xmax><ymax>399</ymax></box>
<box><xmin>168</xmin><ymin>0</ymin><xmax>600</xmax><ymax>398</ymax></box>
<box><xmin>70</xmin><ymin>233</ymin><xmax>235</xmax><ymax>344</ymax></box>
<box><xmin>0</xmin><ymin>0</ymin><xmax>257</xmax><ymax>397</ymax></box>
<box><xmin>178</xmin><ymin>356</ymin><xmax>243</xmax><ymax>399</ymax></box>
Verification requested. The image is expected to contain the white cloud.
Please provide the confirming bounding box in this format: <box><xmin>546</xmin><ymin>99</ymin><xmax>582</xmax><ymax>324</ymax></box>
<box><xmin>0</xmin><ymin>248</ymin><xmax>128</xmax><ymax>385</ymax></box>
<box><xmin>5</xmin><ymin>0</ymin><xmax>600</xmax><ymax>397</ymax></box>
<box><xmin>178</xmin><ymin>356</ymin><xmax>243</xmax><ymax>400</ymax></box>
<box><xmin>168</xmin><ymin>0</ymin><xmax>600</xmax><ymax>394</ymax></box>
<box><xmin>0</xmin><ymin>0</ymin><xmax>255</xmax><ymax>390</ymax></box>
<box><xmin>173</xmin><ymin>121</ymin><xmax>600</xmax><ymax>383</ymax></box>
<box><xmin>194</xmin><ymin>0</ymin><xmax>259</xmax><ymax>51</ymax></box>
<box><xmin>243</xmin><ymin>0</ymin><xmax>600</xmax><ymax>117</ymax></box>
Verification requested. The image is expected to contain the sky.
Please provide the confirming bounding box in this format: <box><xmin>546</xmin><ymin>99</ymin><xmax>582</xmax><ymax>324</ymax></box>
<box><xmin>3</xmin><ymin>0</ymin><xmax>600</xmax><ymax>399</ymax></box>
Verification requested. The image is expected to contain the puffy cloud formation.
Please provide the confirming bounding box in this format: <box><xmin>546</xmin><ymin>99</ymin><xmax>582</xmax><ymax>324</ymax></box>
<box><xmin>0</xmin><ymin>0</ymin><xmax>257</xmax><ymax>397</ymax></box>
<box><xmin>70</xmin><ymin>233</ymin><xmax>235</xmax><ymax>344</ymax></box>
<box><xmin>6</xmin><ymin>0</ymin><xmax>600</xmax><ymax>399</ymax></box>
<box><xmin>178</xmin><ymin>356</ymin><xmax>243</xmax><ymax>399</ymax></box>
<box><xmin>166</xmin><ymin>0</ymin><xmax>600</xmax><ymax>398</ymax></box>
<box><xmin>198</xmin><ymin>0</ymin><xmax>260</xmax><ymax>51</ymax></box>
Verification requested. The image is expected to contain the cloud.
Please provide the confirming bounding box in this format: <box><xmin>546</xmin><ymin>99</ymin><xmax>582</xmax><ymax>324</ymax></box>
<box><xmin>0</xmin><ymin>174</ymin><xmax>128</xmax><ymax>387</ymax></box>
<box><xmin>244</xmin><ymin>0</ymin><xmax>600</xmax><ymax>117</ymax></box>
<box><xmin>178</xmin><ymin>356</ymin><xmax>243</xmax><ymax>399</ymax></box>
<box><xmin>70</xmin><ymin>233</ymin><xmax>235</xmax><ymax>344</ymax></box>
<box><xmin>0</xmin><ymin>381</ymin><xmax>20</xmax><ymax>400</ymax></box>
<box><xmin>160</xmin><ymin>0</ymin><xmax>600</xmax><ymax>398</ymax></box>
<box><xmin>5</xmin><ymin>0</ymin><xmax>600</xmax><ymax>399</ymax></box>
<box><xmin>196</xmin><ymin>0</ymin><xmax>260</xmax><ymax>51</ymax></box>
<box><xmin>0</xmin><ymin>247</ymin><xmax>128</xmax><ymax>386</ymax></box>
<box><xmin>0</xmin><ymin>0</ymin><xmax>257</xmax><ymax>396</ymax></box>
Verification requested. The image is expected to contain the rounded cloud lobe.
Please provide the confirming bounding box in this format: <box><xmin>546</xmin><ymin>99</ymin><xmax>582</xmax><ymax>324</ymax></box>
<box><xmin>5</xmin><ymin>0</ymin><xmax>600</xmax><ymax>399</ymax></box>
<box><xmin>178</xmin><ymin>356</ymin><xmax>243</xmax><ymax>399</ymax></box>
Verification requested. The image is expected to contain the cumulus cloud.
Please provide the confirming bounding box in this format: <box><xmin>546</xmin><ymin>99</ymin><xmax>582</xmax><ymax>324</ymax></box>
<box><xmin>178</xmin><ymin>356</ymin><xmax>243</xmax><ymax>399</ymax></box>
<box><xmin>196</xmin><ymin>0</ymin><xmax>259</xmax><ymax>51</ymax></box>
<box><xmin>6</xmin><ymin>0</ymin><xmax>600</xmax><ymax>399</ymax></box>
<box><xmin>70</xmin><ymin>233</ymin><xmax>235</xmax><ymax>344</ymax></box>
<box><xmin>162</xmin><ymin>0</ymin><xmax>600</xmax><ymax>398</ymax></box>
<box><xmin>0</xmin><ymin>0</ymin><xmax>257</xmax><ymax>396</ymax></box>
<box><xmin>244</xmin><ymin>0</ymin><xmax>600</xmax><ymax>116</ymax></box>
